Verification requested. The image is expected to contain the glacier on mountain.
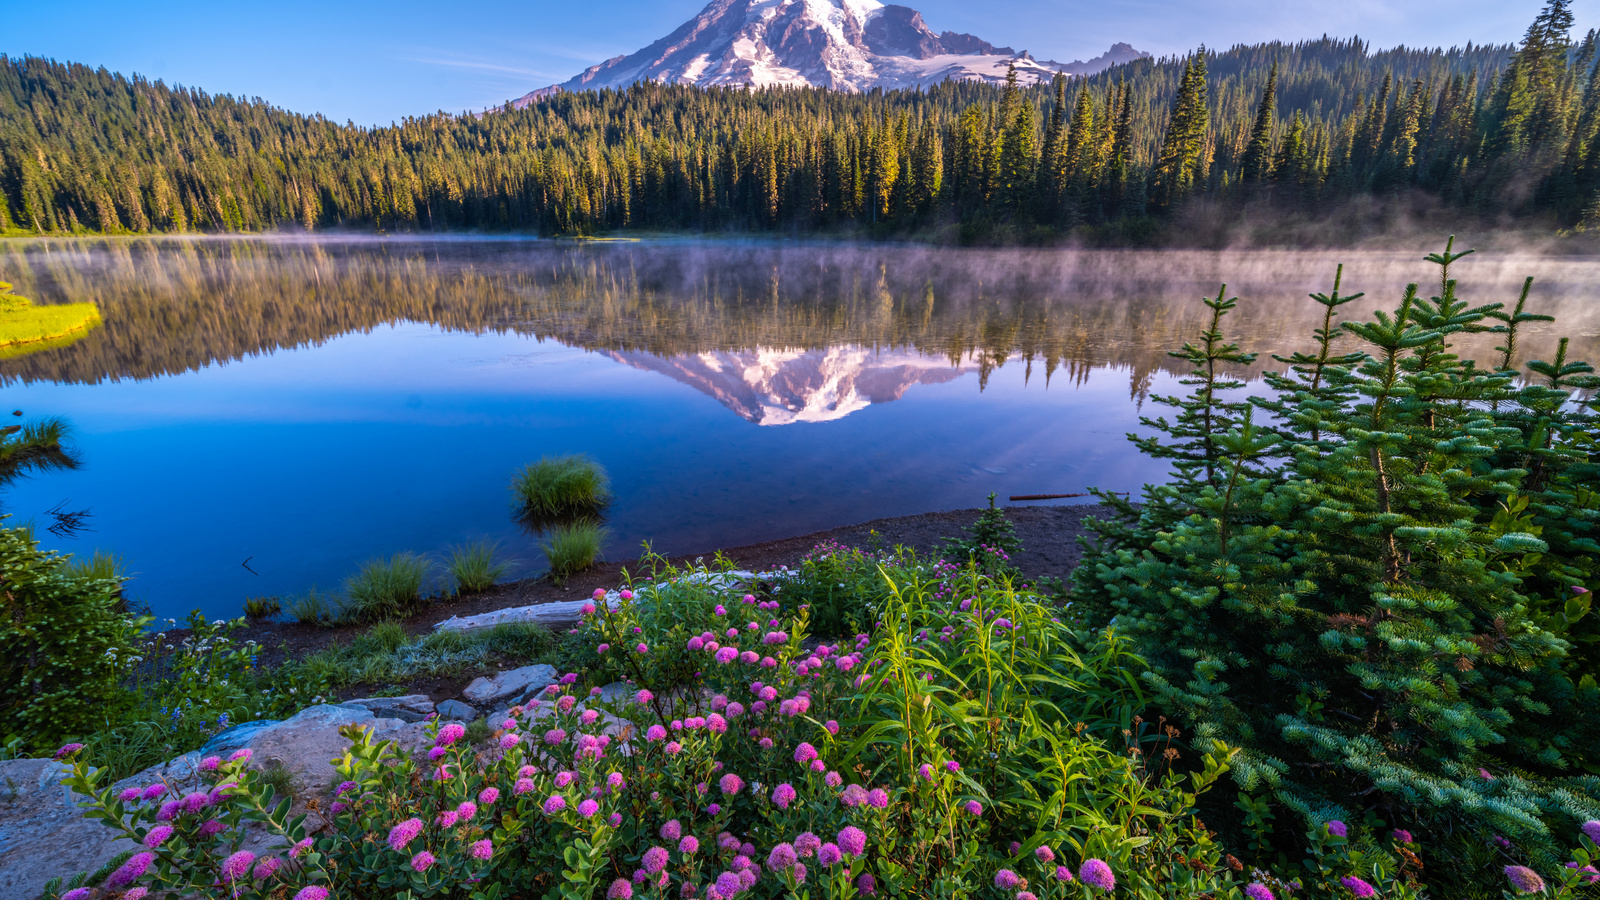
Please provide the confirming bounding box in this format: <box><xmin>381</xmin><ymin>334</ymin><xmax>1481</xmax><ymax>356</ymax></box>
<box><xmin>514</xmin><ymin>0</ymin><xmax>1146</xmax><ymax>103</ymax></box>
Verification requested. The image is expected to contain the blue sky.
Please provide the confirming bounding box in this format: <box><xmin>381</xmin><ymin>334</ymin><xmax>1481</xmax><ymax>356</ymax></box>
<box><xmin>4</xmin><ymin>0</ymin><xmax>1583</xmax><ymax>126</ymax></box>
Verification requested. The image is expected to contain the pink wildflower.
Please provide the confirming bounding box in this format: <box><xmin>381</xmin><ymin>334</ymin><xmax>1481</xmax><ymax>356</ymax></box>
<box><xmin>295</xmin><ymin>888</ymin><xmax>330</xmax><ymax>900</ymax></box>
<box><xmin>857</xmin><ymin>873</ymin><xmax>878</xmax><ymax>895</ymax></box>
<box><xmin>679</xmin><ymin>835</ymin><xmax>700</xmax><ymax>854</ymax></box>
<box><xmin>643</xmin><ymin>846</ymin><xmax>670</xmax><ymax>874</ymax></box>
<box><xmin>253</xmin><ymin>858</ymin><xmax>281</xmax><ymax>881</ymax></box>
<box><xmin>1035</xmin><ymin>845</ymin><xmax>1055</xmax><ymax>863</ymax></box>
<box><xmin>143</xmin><ymin>825</ymin><xmax>173</xmax><ymax>848</ymax></box>
<box><xmin>412</xmin><ymin>851</ymin><xmax>435</xmax><ymax>872</ymax></box>
<box><xmin>221</xmin><ymin>850</ymin><xmax>256</xmax><ymax>882</ymax></box>
<box><xmin>1244</xmin><ymin>884</ymin><xmax>1275</xmax><ymax>900</ymax></box>
<box><xmin>772</xmin><ymin>783</ymin><xmax>796</xmax><ymax>809</ymax></box>
<box><xmin>719</xmin><ymin>773</ymin><xmax>744</xmax><ymax>795</ymax></box>
<box><xmin>818</xmin><ymin>843</ymin><xmax>843</xmax><ymax>866</ymax></box>
<box><xmin>1339</xmin><ymin>876</ymin><xmax>1376</xmax><ymax>898</ymax></box>
<box><xmin>436</xmin><ymin>722</ymin><xmax>466</xmax><ymax>745</ymax></box>
<box><xmin>543</xmin><ymin>795</ymin><xmax>567</xmax><ymax>815</ymax></box>
<box><xmin>480</xmin><ymin>786</ymin><xmax>500</xmax><ymax>805</ymax></box>
<box><xmin>995</xmin><ymin>870</ymin><xmax>1021</xmax><ymax>890</ymax></box>
<box><xmin>388</xmin><ymin>818</ymin><xmax>424</xmax><ymax>851</ymax></box>
<box><xmin>1080</xmin><ymin>859</ymin><xmax>1115</xmax><ymax>891</ymax></box>
<box><xmin>964</xmin><ymin>800</ymin><xmax>983</xmax><ymax>816</ymax></box>
<box><xmin>794</xmin><ymin>742</ymin><xmax>818</xmax><ymax>765</ymax></box>
<box><xmin>837</xmin><ymin>826</ymin><xmax>867</xmax><ymax>857</ymax></box>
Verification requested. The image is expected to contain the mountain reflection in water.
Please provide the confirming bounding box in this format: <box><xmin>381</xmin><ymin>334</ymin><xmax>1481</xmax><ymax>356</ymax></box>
<box><xmin>0</xmin><ymin>236</ymin><xmax>1595</xmax><ymax>618</ymax></box>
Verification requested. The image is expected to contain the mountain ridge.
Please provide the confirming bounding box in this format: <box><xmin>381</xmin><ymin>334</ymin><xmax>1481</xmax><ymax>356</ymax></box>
<box><xmin>513</xmin><ymin>0</ymin><xmax>1147</xmax><ymax>104</ymax></box>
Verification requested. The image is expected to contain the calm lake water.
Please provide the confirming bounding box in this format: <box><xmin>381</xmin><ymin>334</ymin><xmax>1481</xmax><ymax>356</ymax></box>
<box><xmin>2</xmin><ymin>236</ymin><xmax>1596</xmax><ymax>621</ymax></box>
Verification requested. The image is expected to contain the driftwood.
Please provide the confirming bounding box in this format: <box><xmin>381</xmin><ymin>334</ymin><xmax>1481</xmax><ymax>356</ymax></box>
<box><xmin>1007</xmin><ymin>492</ymin><xmax>1128</xmax><ymax>502</ymax></box>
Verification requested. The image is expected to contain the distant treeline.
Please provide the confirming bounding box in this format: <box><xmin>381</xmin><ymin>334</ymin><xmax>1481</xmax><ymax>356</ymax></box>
<box><xmin>1</xmin><ymin>0</ymin><xmax>1596</xmax><ymax>240</ymax></box>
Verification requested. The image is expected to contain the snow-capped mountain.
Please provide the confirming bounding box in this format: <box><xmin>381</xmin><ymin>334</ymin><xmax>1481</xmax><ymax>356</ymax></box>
<box><xmin>515</xmin><ymin>0</ymin><xmax>1146</xmax><ymax>103</ymax></box>
<box><xmin>605</xmin><ymin>346</ymin><xmax>972</xmax><ymax>425</ymax></box>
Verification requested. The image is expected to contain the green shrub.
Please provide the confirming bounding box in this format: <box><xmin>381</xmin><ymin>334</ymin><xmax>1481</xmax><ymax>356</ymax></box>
<box><xmin>448</xmin><ymin>539</ymin><xmax>509</xmax><ymax>594</ymax></box>
<box><xmin>341</xmin><ymin>552</ymin><xmax>432</xmax><ymax>623</ymax></box>
<box><xmin>540</xmin><ymin>520</ymin><xmax>605</xmax><ymax>580</ymax></box>
<box><xmin>772</xmin><ymin>540</ymin><xmax>908</xmax><ymax>636</ymax></box>
<box><xmin>511</xmin><ymin>454</ymin><xmax>610</xmax><ymax>522</ymax></box>
<box><xmin>939</xmin><ymin>492</ymin><xmax>1024</xmax><ymax>578</ymax></box>
<box><xmin>0</xmin><ymin>523</ymin><xmax>143</xmax><ymax>752</ymax></box>
<box><xmin>1071</xmin><ymin>243</ymin><xmax>1600</xmax><ymax>889</ymax></box>
<box><xmin>75</xmin><ymin>612</ymin><xmax>328</xmax><ymax>779</ymax></box>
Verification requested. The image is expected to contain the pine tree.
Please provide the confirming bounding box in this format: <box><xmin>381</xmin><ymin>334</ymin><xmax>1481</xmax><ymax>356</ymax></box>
<box><xmin>1241</xmin><ymin>60</ymin><xmax>1279</xmax><ymax>182</ymax></box>
<box><xmin>1073</xmin><ymin>240</ymin><xmax>1600</xmax><ymax>887</ymax></box>
<box><xmin>1151</xmin><ymin>51</ymin><xmax>1210</xmax><ymax>209</ymax></box>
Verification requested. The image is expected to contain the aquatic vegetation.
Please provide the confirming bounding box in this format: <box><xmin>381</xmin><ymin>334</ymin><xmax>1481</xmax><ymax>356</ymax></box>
<box><xmin>512</xmin><ymin>454</ymin><xmax>611</xmax><ymax>522</ymax></box>
<box><xmin>0</xmin><ymin>281</ymin><xmax>98</xmax><ymax>354</ymax></box>
<box><xmin>447</xmin><ymin>539</ymin><xmax>510</xmax><ymax>595</ymax></box>
<box><xmin>0</xmin><ymin>412</ymin><xmax>81</xmax><ymax>490</ymax></box>
<box><xmin>540</xmin><ymin>520</ymin><xmax>607</xmax><ymax>580</ymax></box>
<box><xmin>241</xmin><ymin>596</ymin><xmax>282</xmax><ymax>620</ymax></box>
<box><xmin>340</xmin><ymin>552</ymin><xmax>433</xmax><ymax>623</ymax></box>
<box><xmin>62</xmin><ymin>549</ymin><xmax>128</xmax><ymax>584</ymax></box>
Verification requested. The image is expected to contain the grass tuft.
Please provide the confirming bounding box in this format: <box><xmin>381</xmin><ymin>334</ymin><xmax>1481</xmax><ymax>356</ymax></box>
<box><xmin>288</xmin><ymin>588</ymin><xmax>337</xmax><ymax>627</ymax></box>
<box><xmin>541</xmin><ymin>520</ymin><xmax>607</xmax><ymax>580</ymax></box>
<box><xmin>242</xmin><ymin>596</ymin><xmax>282</xmax><ymax>620</ymax></box>
<box><xmin>63</xmin><ymin>550</ymin><xmax>126</xmax><ymax>583</ymax></box>
<box><xmin>342</xmin><ymin>552</ymin><xmax>432</xmax><ymax>624</ymax></box>
<box><xmin>511</xmin><ymin>454</ymin><xmax>610</xmax><ymax>523</ymax></box>
<box><xmin>448</xmin><ymin>539</ymin><xmax>510</xmax><ymax>595</ymax></box>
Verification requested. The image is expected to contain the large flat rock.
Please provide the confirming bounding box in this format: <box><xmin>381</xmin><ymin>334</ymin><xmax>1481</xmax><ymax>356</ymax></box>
<box><xmin>464</xmin><ymin>664</ymin><xmax>556</xmax><ymax>705</ymax></box>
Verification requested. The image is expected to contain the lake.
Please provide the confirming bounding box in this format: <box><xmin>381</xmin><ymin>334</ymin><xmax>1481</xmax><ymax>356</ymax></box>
<box><xmin>1</xmin><ymin>236</ymin><xmax>1596</xmax><ymax>621</ymax></box>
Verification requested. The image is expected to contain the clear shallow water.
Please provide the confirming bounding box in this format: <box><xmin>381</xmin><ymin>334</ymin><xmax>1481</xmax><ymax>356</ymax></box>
<box><xmin>2</xmin><ymin>236</ymin><xmax>1596</xmax><ymax>620</ymax></box>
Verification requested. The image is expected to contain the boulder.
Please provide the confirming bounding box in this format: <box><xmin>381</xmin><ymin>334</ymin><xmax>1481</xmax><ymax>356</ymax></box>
<box><xmin>0</xmin><ymin>705</ymin><xmax>433</xmax><ymax>900</ymax></box>
<box><xmin>432</xmin><ymin>571</ymin><xmax>775</xmax><ymax>635</ymax></box>
<box><xmin>435</xmin><ymin>699</ymin><xmax>477</xmax><ymax>721</ymax></box>
<box><xmin>339</xmin><ymin>694</ymin><xmax>434</xmax><ymax>723</ymax></box>
<box><xmin>463</xmin><ymin>664</ymin><xmax>556</xmax><ymax>705</ymax></box>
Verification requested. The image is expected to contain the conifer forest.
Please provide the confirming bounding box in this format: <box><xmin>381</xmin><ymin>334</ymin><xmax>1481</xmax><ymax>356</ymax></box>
<box><xmin>3</xmin><ymin>1</ymin><xmax>1599</xmax><ymax>240</ymax></box>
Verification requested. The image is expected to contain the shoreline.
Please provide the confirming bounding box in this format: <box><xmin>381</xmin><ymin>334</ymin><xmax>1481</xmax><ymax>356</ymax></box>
<box><xmin>239</xmin><ymin>500</ymin><xmax>1110</xmax><ymax>692</ymax></box>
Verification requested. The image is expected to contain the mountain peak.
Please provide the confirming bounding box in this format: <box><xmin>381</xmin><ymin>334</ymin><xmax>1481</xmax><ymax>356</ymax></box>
<box><xmin>513</xmin><ymin>0</ymin><xmax>1146</xmax><ymax>104</ymax></box>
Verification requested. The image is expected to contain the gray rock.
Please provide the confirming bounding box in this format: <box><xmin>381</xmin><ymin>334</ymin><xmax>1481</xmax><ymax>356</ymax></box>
<box><xmin>0</xmin><ymin>705</ymin><xmax>438</xmax><ymax>900</ymax></box>
<box><xmin>463</xmin><ymin>664</ymin><xmax>556</xmax><ymax>705</ymax></box>
<box><xmin>200</xmin><ymin>718</ymin><xmax>282</xmax><ymax>757</ymax></box>
<box><xmin>435</xmin><ymin>699</ymin><xmax>476</xmax><ymax>721</ymax></box>
<box><xmin>342</xmin><ymin>694</ymin><xmax>434</xmax><ymax>715</ymax></box>
<box><xmin>339</xmin><ymin>701</ymin><xmax>427</xmax><ymax>723</ymax></box>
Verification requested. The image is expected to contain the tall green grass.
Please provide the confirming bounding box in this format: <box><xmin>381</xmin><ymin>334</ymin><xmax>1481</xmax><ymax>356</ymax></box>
<box><xmin>448</xmin><ymin>540</ymin><xmax>510</xmax><ymax>594</ymax></box>
<box><xmin>342</xmin><ymin>552</ymin><xmax>432</xmax><ymax>623</ymax></box>
<box><xmin>288</xmin><ymin>587</ymin><xmax>336</xmax><ymax>626</ymax></box>
<box><xmin>63</xmin><ymin>550</ymin><xmax>126</xmax><ymax>583</ymax></box>
<box><xmin>541</xmin><ymin>521</ymin><xmax>607</xmax><ymax>580</ymax></box>
<box><xmin>287</xmin><ymin>621</ymin><xmax>571</xmax><ymax>689</ymax></box>
<box><xmin>511</xmin><ymin>454</ymin><xmax>610</xmax><ymax>522</ymax></box>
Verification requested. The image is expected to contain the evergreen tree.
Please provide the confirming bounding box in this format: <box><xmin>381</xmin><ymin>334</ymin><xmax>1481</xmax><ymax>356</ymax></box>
<box><xmin>1241</xmin><ymin>60</ymin><xmax>1279</xmax><ymax>182</ymax></box>
<box><xmin>1073</xmin><ymin>240</ymin><xmax>1600</xmax><ymax>887</ymax></box>
<box><xmin>1151</xmin><ymin>51</ymin><xmax>1210</xmax><ymax>209</ymax></box>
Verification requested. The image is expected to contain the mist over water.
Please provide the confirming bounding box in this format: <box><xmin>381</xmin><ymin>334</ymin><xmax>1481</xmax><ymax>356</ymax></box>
<box><xmin>2</xmin><ymin>235</ymin><xmax>1596</xmax><ymax>620</ymax></box>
